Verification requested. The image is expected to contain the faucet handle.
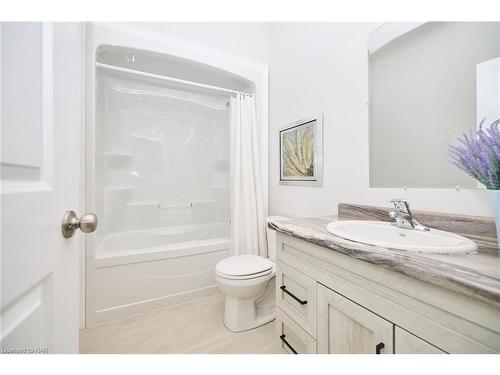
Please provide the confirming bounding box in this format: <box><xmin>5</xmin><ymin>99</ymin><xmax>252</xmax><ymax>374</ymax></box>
<box><xmin>389</xmin><ymin>198</ymin><xmax>411</xmax><ymax>215</ymax></box>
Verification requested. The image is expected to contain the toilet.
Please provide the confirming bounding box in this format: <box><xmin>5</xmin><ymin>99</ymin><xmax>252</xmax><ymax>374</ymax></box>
<box><xmin>215</xmin><ymin>216</ymin><xmax>289</xmax><ymax>332</ymax></box>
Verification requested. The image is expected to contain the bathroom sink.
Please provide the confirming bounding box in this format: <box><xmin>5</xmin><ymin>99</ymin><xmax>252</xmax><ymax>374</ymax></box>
<box><xmin>326</xmin><ymin>220</ymin><xmax>478</xmax><ymax>254</ymax></box>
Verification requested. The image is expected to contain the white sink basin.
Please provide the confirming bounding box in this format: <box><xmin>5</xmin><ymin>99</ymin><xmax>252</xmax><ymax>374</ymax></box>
<box><xmin>326</xmin><ymin>220</ymin><xmax>478</xmax><ymax>254</ymax></box>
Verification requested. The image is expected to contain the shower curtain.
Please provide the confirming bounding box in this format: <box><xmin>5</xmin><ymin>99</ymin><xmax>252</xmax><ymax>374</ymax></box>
<box><xmin>229</xmin><ymin>94</ymin><xmax>267</xmax><ymax>257</ymax></box>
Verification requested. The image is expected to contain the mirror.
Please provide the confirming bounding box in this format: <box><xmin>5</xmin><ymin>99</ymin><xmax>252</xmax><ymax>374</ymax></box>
<box><xmin>369</xmin><ymin>22</ymin><xmax>500</xmax><ymax>188</ymax></box>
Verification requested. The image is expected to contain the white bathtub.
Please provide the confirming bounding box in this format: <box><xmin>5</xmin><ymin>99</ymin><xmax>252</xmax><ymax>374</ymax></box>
<box><xmin>87</xmin><ymin>223</ymin><xmax>230</xmax><ymax>325</ymax></box>
<box><xmin>97</xmin><ymin>223</ymin><xmax>230</xmax><ymax>266</ymax></box>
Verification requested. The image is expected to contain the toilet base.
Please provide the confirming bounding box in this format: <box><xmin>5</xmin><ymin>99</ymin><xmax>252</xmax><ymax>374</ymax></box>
<box><xmin>223</xmin><ymin>296</ymin><xmax>275</xmax><ymax>332</ymax></box>
<box><xmin>221</xmin><ymin>276</ymin><xmax>276</xmax><ymax>332</ymax></box>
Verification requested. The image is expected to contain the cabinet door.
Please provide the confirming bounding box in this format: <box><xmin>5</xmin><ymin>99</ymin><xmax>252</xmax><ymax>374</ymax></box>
<box><xmin>317</xmin><ymin>284</ymin><xmax>393</xmax><ymax>354</ymax></box>
<box><xmin>395</xmin><ymin>327</ymin><xmax>446</xmax><ymax>354</ymax></box>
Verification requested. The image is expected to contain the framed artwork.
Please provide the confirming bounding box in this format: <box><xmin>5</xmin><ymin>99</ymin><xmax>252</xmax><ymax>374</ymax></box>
<box><xmin>279</xmin><ymin>115</ymin><xmax>323</xmax><ymax>186</ymax></box>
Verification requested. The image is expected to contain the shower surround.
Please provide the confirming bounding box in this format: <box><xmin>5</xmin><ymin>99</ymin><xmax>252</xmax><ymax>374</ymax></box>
<box><xmin>84</xmin><ymin>23</ymin><xmax>268</xmax><ymax>326</ymax></box>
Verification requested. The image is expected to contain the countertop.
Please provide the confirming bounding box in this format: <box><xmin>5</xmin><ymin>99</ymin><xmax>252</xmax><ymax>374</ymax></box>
<box><xmin>269</xmin><ymin>215</ymin><xmax>500</xmax><ymax>307</ymax></box>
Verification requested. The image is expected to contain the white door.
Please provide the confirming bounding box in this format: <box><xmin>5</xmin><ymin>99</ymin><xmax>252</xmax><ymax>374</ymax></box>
<box><xmin>1</xmin><ymin>22</ymin><xmax>84</xmax><ymax>353</ymax></box>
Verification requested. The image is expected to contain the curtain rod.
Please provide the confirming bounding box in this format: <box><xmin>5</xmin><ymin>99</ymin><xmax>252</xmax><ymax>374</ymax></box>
<box><xmin>96</xmin><ymin>62</ymin><xmax>253</xmax><ymax>97</ymax></box>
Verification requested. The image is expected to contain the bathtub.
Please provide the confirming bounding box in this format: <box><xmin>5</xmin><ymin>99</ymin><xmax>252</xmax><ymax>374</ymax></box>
<box><xmin>86</xmin><ymin>223</ymin><xmax>230</xmax><ymax>325</ymax></box>
<box><xmin>97</xmin><ymin>223</ymin><xmax>230</xmax><ymax>266</ymax></box>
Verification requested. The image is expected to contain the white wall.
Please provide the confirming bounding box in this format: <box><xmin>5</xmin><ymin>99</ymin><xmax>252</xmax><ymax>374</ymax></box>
<box><xmin>268</xmin><ymin>23</ymin><xmax>492</xmax><ymax>218</ymax></box>
<box><xmin>113</xmin><ymin>22</ymin><xmax>269</xmax><ymax>65</ymax></box>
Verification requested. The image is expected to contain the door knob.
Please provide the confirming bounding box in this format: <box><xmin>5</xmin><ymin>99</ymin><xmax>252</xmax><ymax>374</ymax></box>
<box><xmin>61</xmin><ymin>210</ymin><xmax>98</xmax><ymax>238</ymax></box>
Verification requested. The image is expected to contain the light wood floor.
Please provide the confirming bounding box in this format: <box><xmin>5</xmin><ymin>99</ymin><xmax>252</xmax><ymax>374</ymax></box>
<box><xmin>79</xmin><ymin>294</ymin><xmax>285</xmax><ymax>354</ymax></box>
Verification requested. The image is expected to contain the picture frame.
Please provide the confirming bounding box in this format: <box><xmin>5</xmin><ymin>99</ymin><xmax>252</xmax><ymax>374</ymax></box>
<box><xmin>279</xmin><ymin>115</ymin><xmax>323</xmax><ymax>186</ymax></box>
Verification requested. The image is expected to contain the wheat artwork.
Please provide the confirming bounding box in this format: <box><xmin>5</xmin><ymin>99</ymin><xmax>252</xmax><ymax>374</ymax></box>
<box><xmin>281</xmin><ymin>123</ymin><xmax>315</xmax><ymax>178</ymax></box>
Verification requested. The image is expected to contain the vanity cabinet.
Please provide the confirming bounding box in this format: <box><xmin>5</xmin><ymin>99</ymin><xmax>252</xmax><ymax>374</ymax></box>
<box><xmin>317</xmin><ymin>284</ymin><xmax>393</xmax><ymax>354</ymax></box>
<box><xmin>275</xmin><ymin>233</ymin><xmax>500</xmax><ymax>354</ymax></box>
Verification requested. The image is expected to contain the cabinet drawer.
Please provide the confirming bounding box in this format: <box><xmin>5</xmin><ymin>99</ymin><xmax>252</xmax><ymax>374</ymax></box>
<box><xmin>395</xmin><ymin>327</ymin><xmax>446</xmax><ymax>354</ymax></box>
<box><xmin>276</xmin><ymin>261</ymin><xmax>317</xmax><ymax>337</ymax></box>
<box><xmin>276</xmin><ymin>308</ymin><xmax>317</xmax><ymax>354</ymax></box>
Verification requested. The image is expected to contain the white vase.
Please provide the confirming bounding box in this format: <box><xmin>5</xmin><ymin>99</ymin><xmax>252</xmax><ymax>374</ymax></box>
<box><xmin>487</xmin><ymin>189</ymin><xmax>500</xmax><ymax>248</ymax></box>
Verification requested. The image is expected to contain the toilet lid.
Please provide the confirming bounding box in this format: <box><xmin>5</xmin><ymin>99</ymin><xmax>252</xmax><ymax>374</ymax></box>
<box><xmin>216</xmin><ymin>255</ymin><xmax>273</xmax><ymax>277</ymax></box>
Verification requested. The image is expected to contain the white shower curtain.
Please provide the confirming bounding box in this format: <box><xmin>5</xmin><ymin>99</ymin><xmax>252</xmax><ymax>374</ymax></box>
<box><xmin>229</xmin><ymin>94</ymin><xmax>267</xmax><ymax>257</ymax></box>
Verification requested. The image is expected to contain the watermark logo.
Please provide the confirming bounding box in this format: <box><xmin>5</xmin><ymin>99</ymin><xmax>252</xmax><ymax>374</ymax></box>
<box><xmin>1</xmin><ymin>346</ymin><xmax>49</xmax><ymax>354</ymax></box>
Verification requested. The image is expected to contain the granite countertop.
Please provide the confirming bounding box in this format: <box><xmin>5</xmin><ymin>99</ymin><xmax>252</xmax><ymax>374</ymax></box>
<box><xmin>269</xmin><ymin>215</ymin><xmax>500</xmax><ymax>308</ymax></box>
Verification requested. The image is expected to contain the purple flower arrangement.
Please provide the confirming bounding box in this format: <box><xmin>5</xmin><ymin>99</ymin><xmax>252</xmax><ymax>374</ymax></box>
<box><xmin>448</xmin><ymin>118</ymin><xmax>500</xmax><ymax>189</ymax></box>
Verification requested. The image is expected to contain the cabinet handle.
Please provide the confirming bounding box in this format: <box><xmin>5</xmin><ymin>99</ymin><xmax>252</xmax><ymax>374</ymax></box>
<box><xmin>280</xmin><ymin>285</ymin><xmax>307</xmax><ymax>305</ymax></box>
<box><xmin>375</xmin><ymin>342</ymin><xmax>385</xmax><ymax>354</ymax></box>
<box><xmin>280</xmin><ymin>334</ymin><xmax>298</xmax><ymax>354</ymax></box>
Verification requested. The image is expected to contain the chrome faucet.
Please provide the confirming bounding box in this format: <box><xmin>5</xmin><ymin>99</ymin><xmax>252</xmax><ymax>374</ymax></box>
<box><xmin>388</xmin><ymin>199</ymin><xmax>429</xmax><ymax>231</ymax></box>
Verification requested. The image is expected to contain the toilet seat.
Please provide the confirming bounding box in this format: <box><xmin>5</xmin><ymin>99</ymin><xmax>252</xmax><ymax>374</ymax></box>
<box><xmin>216</xmin><ymin>255</ymin><xmax>274</xmax><ymax>280</ymax></box>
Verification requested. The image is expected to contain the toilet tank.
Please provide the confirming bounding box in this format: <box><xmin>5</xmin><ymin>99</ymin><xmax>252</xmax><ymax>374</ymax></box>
<box><xmin>266</xmin><ymin>216</ymin><xmax>290</xmax><ymax>262</ymax></box>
